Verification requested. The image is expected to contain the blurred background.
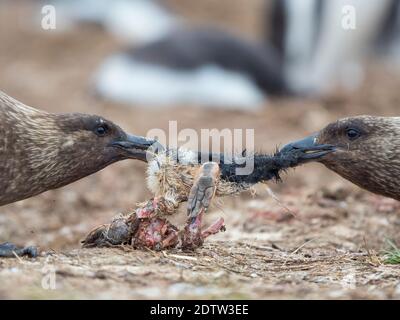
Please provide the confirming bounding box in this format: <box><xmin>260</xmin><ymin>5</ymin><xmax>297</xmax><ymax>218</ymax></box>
<box><xmin>1</xmin><ymin>0</ymin><xmax>400</xmax><ymax>261</ymax></box>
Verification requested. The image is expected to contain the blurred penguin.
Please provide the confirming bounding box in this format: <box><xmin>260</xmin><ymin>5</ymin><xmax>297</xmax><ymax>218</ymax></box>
<box><xmin>374</xmin><ymin>0</ymin><xmax>400</xmax><ymax>63</ymax></box>
<box><xmin>47</xmin><ymin>0</ymin><xmax>289</xmax><ymax>109</ymax></box>
<box><xmin>269</xmin><ymin>0</ymin><xmax>393</xmax><ymax>95</ymax></box>
<box><xmin>94</xmin><ymin>26</ymin><xmax>288</xmax><ymax>110</ymax></box>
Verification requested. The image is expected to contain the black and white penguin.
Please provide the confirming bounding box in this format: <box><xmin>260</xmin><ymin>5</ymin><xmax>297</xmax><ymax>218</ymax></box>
<box><xmin>94</xmin><ymin>26</ymin><xmax>288</xmax><ymax>110</ymax></box>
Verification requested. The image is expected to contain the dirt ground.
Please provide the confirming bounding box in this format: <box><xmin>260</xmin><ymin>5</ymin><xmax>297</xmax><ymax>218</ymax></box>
<box><xmin>0</xmin><ymin>1</ymin><xmax>400</xmax><ymax>299</ymax></box>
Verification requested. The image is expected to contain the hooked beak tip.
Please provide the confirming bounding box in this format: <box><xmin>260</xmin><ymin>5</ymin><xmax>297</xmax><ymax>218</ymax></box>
<box><xmin>112</xmin><ymin>134</ymin><xmax>157</xmax><ymax>160</ymax></box>
<box><xmin>279</xmin><ymin>134</ymin><xmax>336</xmax><ymax>162</ymax></box>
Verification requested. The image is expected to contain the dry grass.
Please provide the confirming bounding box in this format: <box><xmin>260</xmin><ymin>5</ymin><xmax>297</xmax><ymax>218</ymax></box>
<box><xmin>2</xmin><ymin>239</ymin><xmax>400</xmax><ymax>299</ymax></box>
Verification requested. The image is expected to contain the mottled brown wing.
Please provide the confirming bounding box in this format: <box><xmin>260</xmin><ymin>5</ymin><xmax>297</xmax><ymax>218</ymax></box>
<box><xmin>187</xmin><ymin>162</ymin><xmax>220</xmax><ymax>219</ymax></box>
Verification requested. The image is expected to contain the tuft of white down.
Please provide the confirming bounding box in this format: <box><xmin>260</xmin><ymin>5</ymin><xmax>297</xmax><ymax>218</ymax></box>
<box><xmin>146</xmin><ymin>148</ymin><xmax>198</xmax><ymax>194</ymax></box>
<box><xmin>146</xmin><ymin>155</ymin><xmax>164</xmax><ymax>195</ymax></box>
